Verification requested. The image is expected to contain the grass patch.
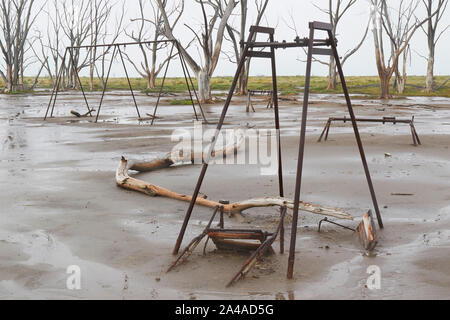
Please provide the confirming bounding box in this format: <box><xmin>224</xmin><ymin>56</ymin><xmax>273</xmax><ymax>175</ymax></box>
<box><xmin>2</xmin><ymin>75</ymin><xmax>450</xmax><ymax>97</ymax></box>
<box><xmin>169</xmin><ymin>99</ymin><xmax>194</xmax><ymax>105</ymax></box>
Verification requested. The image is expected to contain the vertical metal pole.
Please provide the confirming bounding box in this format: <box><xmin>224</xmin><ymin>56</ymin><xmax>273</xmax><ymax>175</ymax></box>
<box><xmin>410</xmin><ymin>124</ymin><xmax>418</xmax><ymax>146</ymax></box>
<box><xmin>173</xmin><ymin>31</ymin><xmax>256</xmax><ymax>255</ymax></box>
<box><xmin>325</xmin><ymin>121</ymin><xmax>332</xmax><ymax>141</ymax></box>
<box><xmin>45</xmin><ymin>49</ymin><xmax>67</xmax><ymax>120</ymax></box>
<box><xmin>178</xmin><ymin>44</ymin><xmax>208</xmax><ymax>123</ymax></box>
<box><xmin>117</xmin><ymin>46</ymin><xmax>142</xmax><ymax>120</ymax></box>
<box><xmin>287</xmin><ymin>25</ymin><xmax>315</xmax><ymax>280</ymax></box>
<box><xmin>412</xmin><ymin>125</ymin><xmax>421</xmax><ymax>145</ymax></box>
<box><xmin>328</xmin><ymin>30</ymin><xmax>384</xmax><ymax>229</ymax></box>
<box><xmin>95</xmin><ymin>45</ymin><xmax>117</xmax><ymax>123</ymax></box>
<box><xmin>68</xmin><ymin>47</ymin><xmax>92</xmax><ymax>115</ymax></box>
<box><xmin>177</xmin><ymin>43</ymin><xmax>199</xmax><ymax>121</ymax></box>
<box><xmin>219</xmin><ymin>206</ymin><xmax>225</xmax><ymax>229</ymax></box>
<box><xmin>270</xmin><ymin>33</ymin><xmax>285</xmax><ymax>254</ymax></box>
<box><xmin>318</xmin><ymin>120</ymin><xmax>330</xmax><ymax>142</ymax></box>
<box><xmin>151</xmin><ymin>42</ymin><xmax>175</xmax><ymax>125</ymax></box>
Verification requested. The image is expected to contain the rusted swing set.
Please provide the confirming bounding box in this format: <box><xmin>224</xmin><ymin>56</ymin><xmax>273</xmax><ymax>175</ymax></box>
<box><xmin>168</xmin><ymin>21</ymin><xmax>384</xmax><ymax>284</ymax></box>
<box><xmin>43</xmin><ymin>40</ymin><xmax>207</xmax><ymax>125</ymax></box>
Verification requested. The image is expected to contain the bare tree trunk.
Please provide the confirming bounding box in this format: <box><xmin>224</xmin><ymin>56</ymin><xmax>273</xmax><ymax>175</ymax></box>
<box><xmin>328</xmin><ymin>56</ymin><xmax>337</xmax><ymax>89</ymax></box>
<box><xmin>0</xmin><ymin>0</ymin><xmax>39</xmax><ymax>93</ymax></box>
<box><xmin>371</xmin><ymin>0</ymin><xmax>441</xmax><ymax>99</ymax></box>
<box><xmin>425</xmin><ymin>52</ymin><xmax>435</xmax><ymax>92</ymax></box>
<box><xmin>197</xmin><ymin>70</ymin><xmax>212</xmax><ymax>103</ymax></box>
<box><xmin>422</xmin><ymin>0</ymin><xmax>449</xmax><ymax>93</ymax></box>
<box><xmin>125</xmin><ymin>0</ymin><xmax>180</xmax><ymax>91</ymax></box>
<box><xmin>397</xmin><ymin>49</ymin><xmax>408</xmax><ymax>94</ymax></box>
<box><xmin>157</xmin><ymin>0</ymin><xmax>236</xmax><ymax>104</ymax></box>
<box><xmin>379</xmin><ymin>74</ymin><xmax>392</xmax><ymax>99</ymax></box>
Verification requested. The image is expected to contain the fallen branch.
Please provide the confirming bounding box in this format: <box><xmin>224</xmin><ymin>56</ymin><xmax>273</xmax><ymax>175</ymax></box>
<box><xmin>116</xmin><ymin>130</ymin><xmax>352</xmax><ymax>220</ymax></box>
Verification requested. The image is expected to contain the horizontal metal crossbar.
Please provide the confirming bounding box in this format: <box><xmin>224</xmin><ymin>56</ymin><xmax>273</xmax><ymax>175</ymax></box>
<box><xmin>328</xmin><ymin>116</ymin><xmax>415</xmax><ymax>124</ymax></box>
<box><xmin>247</xmin><ymin>51</ymin><xmax>272</xmax><ymax>58</ymax></box>
<box><xmin>67</xmin><ymin>40</ymin><xmax>177</xmax><ymax>50</ymax></box>
<box><xmin>310</xmin><ymin>21</ymin><xmax>333</xmax><ymax>31</ymax></box>
<box><xmin>243</xmin><ymin>39</ymin><xmax>332</xmax><ymax>49</ymax></box>
<box><xmin>250</xmin><ymin>25</ymin><xmax>275</xmax><ymax>34</ymax></box>
<box><xmin>318</xmin><ymin>116</ymin><xmax>422</xmax><ymax>146</ymax></box>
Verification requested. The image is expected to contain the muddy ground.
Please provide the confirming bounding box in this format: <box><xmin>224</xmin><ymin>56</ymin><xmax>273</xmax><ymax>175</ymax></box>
<box><xmin>0</xmin><ymin>91</ymin><xmax>449</xmax><ymax>300</ymax></box>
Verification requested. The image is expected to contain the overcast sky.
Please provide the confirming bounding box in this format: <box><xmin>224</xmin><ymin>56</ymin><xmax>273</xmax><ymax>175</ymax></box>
<box><xmin>29</xmin><ymin>0</ymin><xmax>450</xmax><ymax>78</ymax></box>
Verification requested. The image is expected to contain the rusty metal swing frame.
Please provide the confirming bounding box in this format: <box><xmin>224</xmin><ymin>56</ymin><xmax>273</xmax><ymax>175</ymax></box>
<box><xmin>44</xmin><ymin>40</ymin><xmax>207</xmax><ymax>125</ymax></box>
<box><xmin>318</xmin><ymin>115</ymin><xmax>422</xmax><ymax>146</ymax></box>
<box><xmin>172</xmin><ymin>21</ymin><xmax>384</xmax><ymax>282</ymax></box>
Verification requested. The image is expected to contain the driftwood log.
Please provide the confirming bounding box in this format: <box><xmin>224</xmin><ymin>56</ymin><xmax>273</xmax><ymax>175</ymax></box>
<box><xmin>116</xmin><ymin>134</ymin><xmax>353</xmax><ymax>221</ymax></box>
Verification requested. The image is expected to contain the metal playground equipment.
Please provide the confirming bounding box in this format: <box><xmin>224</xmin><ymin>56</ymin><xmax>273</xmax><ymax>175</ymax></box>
<box><xmin>44</xmin><ymin>40</ymin><xmax>208</xmax><ymax>125</ymax></box>
<box><xmin>169</xmin><ymin>21</ymin><xmax>384</xmax><ymax>283</ymax></box>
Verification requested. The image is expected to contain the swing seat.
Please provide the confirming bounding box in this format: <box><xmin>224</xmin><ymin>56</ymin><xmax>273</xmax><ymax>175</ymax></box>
<box><xmin>208</xmin><ymin>229</ymin><xmax>274</xmax><ymax>253</ymax></box>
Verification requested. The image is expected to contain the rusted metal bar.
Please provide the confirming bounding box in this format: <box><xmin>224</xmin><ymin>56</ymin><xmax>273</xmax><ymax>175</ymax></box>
<box><xmin>270</xmin><ymin>31</ymin><xmax>285</xmax><ymax>255</ymax></box>
<box><xmin>249</xmin><ymin>26</ymin><xmax>274</xmax><ymax>34</ymax></box>
<box><xmin>317</xmin><ymin>119</ymin><xmax>331</xmax><ymax>142</ymax></box>
<box><xmin>287</xmin><ymin>24</ymin><xmax>316</xmax><ymax>280</ymax></box>
<box><xmin>324</xmin><ymin>116</ymin><xmax>416</xmax><ymax>124</ymax></box>
<box><xmin>68</xmin><ymin>48</ymin><xmax>92</xmax><ymax>115</ymax></box>
<box><xmin>95</xmin><ymin>45</ymin><xmax>117</xmax><ymax>123</ymax></box>
<box><xmin>178</xmin><ymin>44</ymin><xmax>208</xmax><ymax>124</ymax></box>
<box><xmin>167</xmin><ymin>206</ymin><xmax>220</xmax><ymax>272</ymax></box>
<box><xmin>219</xmin><ymin>201</ymin><xmax>228</xmax><ymax>228</ymax></box>
<box><xmin>244</xmin><ymin>39</ymin><xmax>331</xmax><ymax>49</ymax></box>
<box><xmin>328</xmin><ymin>28</ymin><xmax>384</xmax><ymax>229</ymax></box>
<box><xmin>68</xmin><ymin>40</ymin><xmax>177</xmax><ymax>50</ymax></box>
<box><xmin>177</xmin><ymin>43</ymin><xmax>199</xmax><ymax>122</ymax></box>
<box><xmin>311</xmin><ymin>21</ymin><xmax>333</xmax><ymax>31</ymax></box>
<box><xmin>117</xmin><ymin>46</ymin><xmax>141</xmax><ymax>120</ymax></box>
<box><xmin>247</xmin><ymin>51</ymin><xmax>272</xmax><ymax>58</ymax></box>
<box><xmin>45</xmin><ymin>48</ymin><xmax>67</xmax><ymax>120</ymax></box>
<box><xmin>318</xmin><ymin>217</ymin><xmax>356</xmax><ymax>232</ymax></box>
<box><xmin>150</xmin><ymin>42</ymin><xmax>175</xmax><ymax>125</ymax></box>
<box><xmin>172</xmin><ymin>29</ymin><xmax>257</xmax><ymax>255</ymax></box>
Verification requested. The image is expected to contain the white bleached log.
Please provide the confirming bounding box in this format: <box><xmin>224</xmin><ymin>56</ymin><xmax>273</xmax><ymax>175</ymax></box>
<box><xmin>116</xmin><ymin>132</ymin><xmax>353</xmax><ymax>221</ymax></box>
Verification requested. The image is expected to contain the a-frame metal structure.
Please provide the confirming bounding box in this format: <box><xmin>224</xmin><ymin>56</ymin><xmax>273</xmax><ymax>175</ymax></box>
<box><xmin>44</xmin><ymin>40</ymin><xmax>207</xmax><ymax>125</ymax></box>
<box><xmin>173</xmin><ymin>21</ymin><xmax>384</xmax><ymax>280</ymax></box>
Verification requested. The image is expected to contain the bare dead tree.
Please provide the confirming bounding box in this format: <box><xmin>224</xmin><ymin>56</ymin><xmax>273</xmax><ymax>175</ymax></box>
<box><xmin>58</xmin><ymin>0</ymin><xmax>92</xmax><ymax>89</ymax></box>
<box><xmin>420</xmin><ymin>0</ymin><xmax>449</xmax><ymax>92</ymax></box>
<box><xmin>313</xmin><ymin>0</ymin><xmax>369</xmax><ymax>90</ymax></box>
<box><xmin>385</xmin><ymin>1</ymin><xmax>417</xmax><ymax>94</ymax></box>
<box><xmin>87</xmin><ymin>0</ymin><xmax>125</xmax><ymax>91</ymax></box>
<box><xmin>0</xmin><ymin>0</ymin><xmax>41</xmax><ymax>92</ymax></box>
<box><xmin>30</xmin><ymin>0</ymin><xmax>62</xmax><ymax>88</ymax></box>
<box><xmin>224</xmin><ymin>0</ymin><xmax>269</xmax><ymax>95</ymax></box>
<box><xmin>88</xmin><ymin>0</ymin><xmax>110</xmax><ymax>91</ymax></box>
<box><xmin>125</xmin><ymin>0</ymin><xmax>183</xmax><ymax>89</ymax></box>
<box><xmin>370</xmin><ymin>0</ymin><xmax>443</xmax><ymax>99</ymax></box>
<box><xmin>157</xmin><ymin>0</ymin><xmax>238</xmax><ymax>103</ymax></box>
